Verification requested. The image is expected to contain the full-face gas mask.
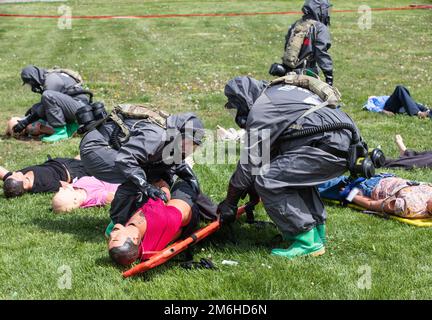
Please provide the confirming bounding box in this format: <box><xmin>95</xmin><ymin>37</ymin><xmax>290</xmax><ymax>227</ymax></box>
<box><xmin>225</xmin><ymin>100</ymin><xmax>249</xmax><ymax>129</ymax></box>
<box><xmin>348</xmin><ymin>141</ymin><xmax>385</xmax><ymax>179</ymax></box>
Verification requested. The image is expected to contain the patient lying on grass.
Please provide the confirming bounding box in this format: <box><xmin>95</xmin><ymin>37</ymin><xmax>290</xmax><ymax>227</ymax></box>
<box><xmin>5</xmin><ymin>117</ymin><xmax>54</xmax><ymax>139</ymax></box>
<box><xmin>319</xmin><ymin>174</ymin><xmax>432</xmax><ymax>219</ymax></box>
<box><xmin>108</xmin><ymin>180</ymin><xmax>200</xmax><ymax>265</ymax></box>
<box><xmin>52</xmin><ymin>176</ymin><xmax>120</xmax><ymax>213</ymax></box>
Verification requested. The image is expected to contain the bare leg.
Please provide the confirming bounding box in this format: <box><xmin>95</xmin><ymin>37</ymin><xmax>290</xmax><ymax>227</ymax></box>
<box><xmin>395</xmin><ymin>134</ymin><xmax>407</xmax><ymax>157</ymax></box>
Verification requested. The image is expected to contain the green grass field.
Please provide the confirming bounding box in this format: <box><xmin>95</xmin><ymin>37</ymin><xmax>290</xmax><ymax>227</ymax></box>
<box><xmin>0</xmin><ymin>0</ymin><xmax>432</xmax><ymax>300</ymax></box>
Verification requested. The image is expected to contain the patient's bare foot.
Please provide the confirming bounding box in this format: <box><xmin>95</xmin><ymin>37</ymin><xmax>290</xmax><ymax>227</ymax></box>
<box><xmin>395</xmin><ymin>134</ymin><xmax>407</xmax><ymax>156</ymax></box>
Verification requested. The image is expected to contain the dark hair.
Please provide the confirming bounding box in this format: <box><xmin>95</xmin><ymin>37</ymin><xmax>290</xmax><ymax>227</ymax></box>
<box><xmin>3</xmin><ymin>178</ymin><xmax>25</xmax><ymax>198</ymax></box>
<box><xmin>109</xmin><ymin>239</ymin><xmax>139</xmax><ymax>266</ymax></box>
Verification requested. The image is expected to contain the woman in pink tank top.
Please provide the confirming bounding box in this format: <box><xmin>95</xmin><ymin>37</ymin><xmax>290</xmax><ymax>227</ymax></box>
<box><xmin>108</xmin><ymin>180</ymin><xmax>199</xmax><ymax>266</ymax></box>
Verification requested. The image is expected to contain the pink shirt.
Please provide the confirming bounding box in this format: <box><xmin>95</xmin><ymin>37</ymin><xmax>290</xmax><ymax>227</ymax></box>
<box><xmin>138</xmin><ymin>198</ymin><xmax>183</xmax><ymax>260</ymax></box>
<box><xmin>72</xmin><ymin>176</ymin><xmax>120</xmax><ymax>208</ymax></box>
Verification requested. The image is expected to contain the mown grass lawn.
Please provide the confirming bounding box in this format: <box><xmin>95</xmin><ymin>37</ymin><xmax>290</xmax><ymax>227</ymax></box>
<box><xmin>0</xmin><ymin>0</ymin><xmax>431</xmax><ymax>299</ymax></box>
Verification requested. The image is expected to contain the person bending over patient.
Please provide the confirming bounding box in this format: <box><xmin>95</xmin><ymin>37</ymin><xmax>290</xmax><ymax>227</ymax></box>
<box><xmin>108</xmin><ymin>180</ymin><xmax>201</xmax><ymax>265</ymax></box>
<box><xmin>51</xmin><ymin>176</ymin><xmax>120</xmax><ymax>213</ymax></box>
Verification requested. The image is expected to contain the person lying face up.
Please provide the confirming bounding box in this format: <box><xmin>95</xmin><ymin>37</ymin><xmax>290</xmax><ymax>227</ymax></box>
<box><xmin>5</xmin><ymin>117</ymin><xmax>54</xmax><ymax>139</ymax></box>
<box><xmin>353</xmin><ymin>176</ymin><xmax>432</xmax><ymax>219</ymax></box>
<box><xmin>51</xmin><ymin>176</ymin><xmax>120</xmax><ymax>213</ymax></box>
<box><xmin>108</xmin><ymin>180</ymin><xmax>201</xmax><ymax>266</ymax></box>
<box><xmin>319</xmin><ymin>174</ymin><xmax>432</xmax><ymax>219</ymax></box>
<box><xmin>1</xmin><ymin>157</ymin><xmax>88</xmax><ymax>198</ymax></box>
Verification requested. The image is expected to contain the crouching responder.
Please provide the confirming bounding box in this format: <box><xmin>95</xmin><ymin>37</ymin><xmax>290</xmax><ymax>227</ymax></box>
<box><xmin>269</xmin><ymin>0</ymin><xmax>334</xmax><ymax>85</ymax></box>
<box><xmin>217</xmin><ymin>75</ymin><xmax>384</xmax><ymax>260</ymax></box>
<box><xmin>78</xmin><ymin>103</ymin><xmax>205</xmax><ymax>226</ymax></box>
<box><xmin>14</xmin><ymin>65</ymin><xmax>92</xmax><ymax>142</ymax></box>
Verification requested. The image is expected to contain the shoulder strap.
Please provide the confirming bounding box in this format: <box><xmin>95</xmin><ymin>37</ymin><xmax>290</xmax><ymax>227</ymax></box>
<box><xmin>115</xmin><ymin>104</ymin><xmax>169</xmax><ymax>129</ymax></box>
<box><xmin>110</xmin><ymin>111</ymin><xmax>130</xmax><ymax>138</ymax></box>
<box><xmin>47</xmin><ymin>67</ymin><xmax>83</xmax><ymax>85</ymax></box>
<box><xmin>269</xmin><ymin>73</ymin><xmax>341</xmax><ymax>107</ymax></box>
<box><xmin>298</xmin><ymin>101</ymin><xmax>329</xmax><ymax>119</ymax></box>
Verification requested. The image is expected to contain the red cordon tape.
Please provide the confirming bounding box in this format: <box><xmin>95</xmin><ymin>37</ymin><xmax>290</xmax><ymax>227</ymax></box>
<box><xmin>0</xmin><ymin>5</ymin><xmax>431</xmax><ymax>20</ymax></box>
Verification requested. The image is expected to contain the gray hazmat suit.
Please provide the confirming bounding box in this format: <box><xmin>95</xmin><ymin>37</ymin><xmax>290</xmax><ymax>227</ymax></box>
<box><xmin>21</xmin><ymin>65</ymin><xmax>89</xmax><ymax>127</ymax></box>
<box><xmin>284</xmin><ymin>0</ymin><xmax>333</xmax><ymax>83</ymax></box>
<box><xmin>224</xmin><ymin>76</ymin><xmax>358</xmax><ymax>236</ymax></box>
<box><xmin>79</xmin><ymin>112</ymin><xmax>204</xmax><ymax>225</ymax></box>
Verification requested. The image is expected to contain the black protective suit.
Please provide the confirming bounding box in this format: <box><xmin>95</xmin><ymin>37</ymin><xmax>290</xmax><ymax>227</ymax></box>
<box><xmin>79</xmin><ymin>112</ymin><xmax>204</xmax><ymax>225</ymax></box>
<box><xmin>284</xmin><ymin>0</ymin><xmax>333</xmax><ymax>84</ymax></box>
<box><xmin>221</xmin><ymin>76</ymin><xmax>359</xmax><ymax>236</ymax></box>
<box><xmin>20</xmin><ymin>65</ymin><xmax>89</xmax><ymax>128</ymax></box>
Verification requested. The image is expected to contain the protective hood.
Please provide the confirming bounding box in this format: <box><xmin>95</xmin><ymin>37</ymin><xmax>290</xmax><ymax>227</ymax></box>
<box><xmin>302</xmin><ymin>0</ymin><xmax>331</xmax><ymax>25</ymax></box>
<box><xmin>166</xmin><ymin>112</ymin><xmax>205</xmax><ymax>145</ymax></box>
<box><xmin>224</xmin><ymin>76</ymin><xmax>268</xmax><ymax>128</ymax></box>
<box><xmin>20</xmin><ymin>65</ymin><xmax>47</xmax><ymax>92</ymax></box>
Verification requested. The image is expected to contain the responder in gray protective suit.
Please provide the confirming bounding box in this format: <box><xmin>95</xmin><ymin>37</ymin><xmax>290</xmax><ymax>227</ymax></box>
<box><xmin>14</xmin><ymin>65</ymin><xmax>90</xmax><ymax>142</ymax></box>
<box><xmin>217</xmin><ymin>76</ymin><xmax>360</xmax><ymax>259</ymax></box>
<box><xmin>270</xmin><ymin>0</ymin><xmax>334</xmax><ymax>85</ymax></box>
<box><xmin>79</xmin><ymin>112</ymin><xmax>204</xmax><ymax>226</ymax></box>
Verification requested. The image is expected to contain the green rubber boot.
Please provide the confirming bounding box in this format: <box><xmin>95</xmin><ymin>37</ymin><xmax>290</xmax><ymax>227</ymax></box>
<box><xmin>41</xmin><ymin>126</ymin><xmax>68</xmax><ymax>143</ymax></box>
<box><xmin>271</xmin><ymin>228</ymin><xmax>325</xmax><ymax>260</ymax></box>
<box><xmin>316</xmin><ymin>224</ymin><xmax>326</xmax><ymax>244</ymax></box>
<box><xmin>66</xmin><ymin>122</ymin><xmax>79</xmax><ymax>137</ymax></box>
<box><xmin>105</xmin><ymin>221</ymin><xmax>115</xmax><ymax>239</ymax></box>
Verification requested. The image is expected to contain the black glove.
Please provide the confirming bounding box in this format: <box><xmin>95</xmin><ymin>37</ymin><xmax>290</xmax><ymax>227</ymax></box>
<box><xmin>324</xmin><ymin>72</ymin><xmax>333</xmax><ymax>86</ymax></box>
<box><xmin>13</xmin><ymin>112</ymin><xmax>39</xmax><ymax>133</ymax></box>
<box><xmin>242</xmin><ymin>185</ymin><xmax>260</xmax><ymax>207</ymax></box>
<box><xmin>174</xmin><ymin>162</ymin><xmax>200</xmax><ymax>195</ymax></box>
<box><xmin>217</xmin><ymin>200</ymin><xmax>238</xmax><ymax>224</ymax></box>
<box><xmin>143</xmin><ymin>184</ymin><xmax>168</xmax><ymax>202</ymax></box>
<box><xmin>130</xmin><ymin>172</ymin><xmax>168</xmax><ymax>202</ymax></box>
<box><xmin>217</xmin><ymin>183</ymin><xmax>245</xmax><ymax>225</ymax></box>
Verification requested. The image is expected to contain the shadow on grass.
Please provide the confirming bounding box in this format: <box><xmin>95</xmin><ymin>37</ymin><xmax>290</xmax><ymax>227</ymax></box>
<box><xmin>208</xmin><ymin>220</ymin><xmax>282</xmax><ymax>249</ymax></box>
<box><xmin>91</xmin><ymin>219</ymin><xmax>283</xmax><ymax>280</ymax></box>
<box><xmin>0</xmin><ymin>134</ymin><xmax>41</xmax><ymax>142</ymax></box>
<box><xmin>94</xmin><ymin>222</ymin><xmax>278</xmax><ymax>281</ymax></box>
<box><xmin>32</xmin><ymin>215</ymin><xmax>108</xmax><ymax>243</ymax></box>
<box><xmin>95</xmin><ymin>254</ymin><xmax>190</xmax><ymax>282</ymax></box>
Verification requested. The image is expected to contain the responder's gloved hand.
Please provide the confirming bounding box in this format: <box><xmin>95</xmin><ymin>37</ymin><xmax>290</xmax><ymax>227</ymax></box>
<box><xmin>174</xmin><ymin>162</ymin><xmax>200</xmax><ymax>195</ymax></box>
<box><xmin>217</xmin><ymin>183</ymin><xmax>244</xmax><ymax>224</ymax></box>
<box><xmin>324</xmin><ymin>72</ymin><xmax>333</xmax><ymax>86</ymax></box>
<box><xmin>143</xmin><ymin>184</ymin><xmax>168</xmax><ymax>202</ymax></box>
<box><xmin>13</xmin><ymin>119</ymin><xmax>29</xmax><ymax>133</ymax></box>
<box><xmin>245</xmin><ymin>186</ymin><xmax>260</xmax><ymax>206</ymax></box>
<box><xmin>217</xmin><ymin>200</ymin><xmax>238</xmax><ymax>224</ymax></box>
<box><xmin>12</xmin><ymin>112</ymin><xmax>39</xmax><ymax>133</ymax></box>
<box><xmin>130</xmin><ymin>172</ymin><xmax>168</xmax><ymax>202</ymax></box>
